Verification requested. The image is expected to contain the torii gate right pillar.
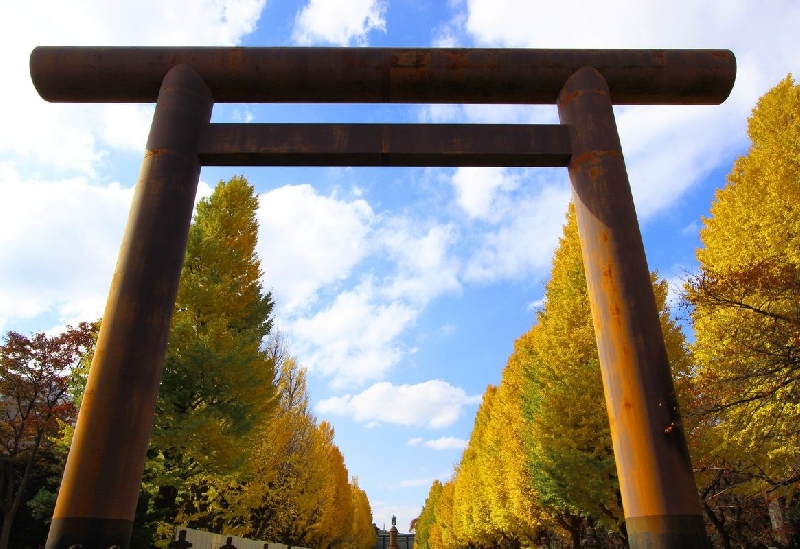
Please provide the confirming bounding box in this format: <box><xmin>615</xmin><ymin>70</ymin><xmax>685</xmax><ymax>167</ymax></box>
<box><xmin>558</xmin><ymin>66</ymin><xmax>708</xmax><ymax>547</ymax></box>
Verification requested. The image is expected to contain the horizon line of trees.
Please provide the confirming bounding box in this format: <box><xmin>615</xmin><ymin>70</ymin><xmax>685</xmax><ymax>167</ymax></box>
<box><xmin>411</xmin><ymin>75</ymin><xmax>800</xmax><ymax>549</ymax></box>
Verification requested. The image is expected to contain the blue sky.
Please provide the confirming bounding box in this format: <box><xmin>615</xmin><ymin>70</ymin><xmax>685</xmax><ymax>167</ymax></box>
<box><xmin>2</xmin><ymin>0</ymin><xmax>800</xmax><ymax>536</ymax></box>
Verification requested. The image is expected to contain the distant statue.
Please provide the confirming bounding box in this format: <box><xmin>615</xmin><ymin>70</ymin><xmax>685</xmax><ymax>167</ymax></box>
<box><xmin>170</xmin><ymin>530</ymin><xmax>193</xmax><ymax>549</ymax></box>
<box><xmin>391</xmin><ymin>515</ymin><xmax>396</xmax><ymax>527</ymax></box>
<box><xmin>220</xmin><ymin>537</ymin><xmax>237</xmax><ymax>549</ymax></box>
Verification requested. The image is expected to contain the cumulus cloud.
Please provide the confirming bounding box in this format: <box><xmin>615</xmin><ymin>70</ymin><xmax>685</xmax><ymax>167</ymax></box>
<box><xmin>258</xmin><ymin>186</ymin><xmax>463</xmax><ymax>387</ymax></box>
<box><xmin>317</xmin><ymin>380</ymin><xmax>482</xmax><ymax>428</ymax></box>
<box><xmin>288</xmin><ymin>280</ymin><xmax>418</xmax><ymax>387</ymax></box>
<box><xmin>450</xmin><ymin>168</ymin><xmax>519</xmax><ymax>221</ymax></box>
<box><xmin>292</xmin><ymin>0</ymin><xmax>386</xmax><ymax>45</ymax></box>
<box><xmin>376</xmin><ymin>219</ymin><xmax>461</xmax><ymax>305</ymax></box>
<box><xmin>422</xmin><ymin>437</ymin><xmax>468</xmax><ymax>450</ymax></box>
<box><xmin>0</xmin><ymin>164</ymin><xmax>134</xmax><ymax>331</ymax></box>
<box><xmin>257</xmin><ymin>184</ymin><xmax>374</xmax><ymax>312</ymax></box>
<box><xmin>99</xmin><ymin>104</ymin><xmax>156</xmax><ymax>153</ymax></box>
<box><xmin>464</xmin><ymin>178</ymin><xmax>570</xmax><ymax>283</ymax></box>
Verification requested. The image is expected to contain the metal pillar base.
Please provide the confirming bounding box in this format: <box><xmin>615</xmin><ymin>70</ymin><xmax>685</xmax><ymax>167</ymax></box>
<box><xmin>627</xmin><ymin>515</ymin><xmax>709</xmax><ymax>548</ymax></box>
<box><xmin>46</xmin><ymin>518</ymin><xmax>133</xmax><ymax>549</ymax></box>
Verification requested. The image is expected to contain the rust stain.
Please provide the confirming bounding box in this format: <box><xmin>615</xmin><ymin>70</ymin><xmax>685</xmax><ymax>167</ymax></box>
<box><xmin>570</xmin><ymin>149</ymin><xmax>623</xmax><ymax>168</ymax></box>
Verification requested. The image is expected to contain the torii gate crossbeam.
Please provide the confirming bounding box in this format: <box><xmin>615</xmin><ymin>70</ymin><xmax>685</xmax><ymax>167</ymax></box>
<box><xmin>29</xmin><ymin>47</ymin><xmax>736</xmax><ymax>549</ymax></box>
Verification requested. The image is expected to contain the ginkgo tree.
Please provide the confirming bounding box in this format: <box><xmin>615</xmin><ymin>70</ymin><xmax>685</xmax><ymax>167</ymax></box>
<box><xmin>239</xmin><ymin>357</ymin><xmax>323</xmax><ymax>543</ymax></box>
<box><xmin>150</xmin><ymin>176</ymin><xmax>277</xmax><ymax>528</ymax></box>
<box><xmin>685</xmin><ymin>74</ymin><xmax>800</xmax><ymax>546</ymax></box>
<box><xmin>452</xmin><ymin>385</ymin><xmax>499</xmax><ymax>547</ymax></box>
<box><xmin>488</xmin><ymin>345</ymin><xmax>543</xmax><ymax>545</ymax></box>
<box><xmin>238</xmin><ymin>355</ymin><xmax>369</xmax><ymax>548</ymax></box>
<box><xmin>414</xmin><ymin>480</ymin><xmax>443</xmax><ymax>549</ymax></box>
<box><xmin>347</xmin><ymin>478</ymin><xmax>377</xmax><ymax>549</ymax></box>
<box><xmin>516</xmin><ymin>205</ymin><xmax>622</xmax><ymax>548</ymax></box>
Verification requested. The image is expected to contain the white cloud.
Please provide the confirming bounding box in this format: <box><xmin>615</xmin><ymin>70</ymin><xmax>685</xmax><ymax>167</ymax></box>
<box><xmin>257</xmin><ymin>184</ymin><xmax>374</xmax><ymax>312</ymax></box>
<box><xmin>289</xmin><ymin>280</ymin><xmax>418</xmax><ymax>387</ymax></box>
<box><xmin>0</xmin><ymin>164</ymin><xmax>133</xmax><ymax>331</ymax></box>
<box><xmin>526</xmin><ymin>298</ymin><xmax>544</xmax><ymax>312</ymax></box>
<box><xmin>259</xmin><ymin>188</ymin><xmax>462</xmax><ymax>387</ymax></box>
<box><xmin>464</xmin><ymin>179</ymin><xmax>570</xmax><ymax>282</ymax></box>
<box><xmin>450</xmin><ymin>167</ymin><xmax>519</xmax><ymax>221</ymax></box>
<box><xmin>407</xmin><ymin>436</ymin><xmax>466</xmax><ymax>450</ymax></box>
<box><xmin>292</xmin><ymin>0</ymin><xmax>386</xmax><ymax>45</ymax></box>
<box><xmin>462</xmin><ymin>0</ymin><xmax>779</xmax><ymax>51</ymax></box>
<box><xmin>100</xmin><ymin>105</ymin><xmax>156</xmax><ymax>152</ymax></box>
<box><xmin>422</xmin><ymin>437</ymin><xmax>468</xmax><ymax>450</ymax></box>
<box><xmin>317</xmin><ymin>380</ymin><xmax>482</xmax><ymax>428</ymax></box>
<box><xmin>377</xmin><ymin>220</ymin><xmax>461</xmax><ymax>305</ymax></box>
<box><xmin>418</xmin><ymin>104</ymin><xmax>557</xmax><ymax>126</ymax></box>
<box><xmin>681</xmin><ymin>221</ymin><xmax>700</xmax><ymax>237</ymax></box>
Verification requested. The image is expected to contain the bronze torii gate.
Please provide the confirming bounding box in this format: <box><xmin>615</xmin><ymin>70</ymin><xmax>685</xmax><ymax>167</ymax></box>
<box><xmin>30</xmin><ymin>47</ymin><xmax>735</xmax><ymax>549</ymax></box>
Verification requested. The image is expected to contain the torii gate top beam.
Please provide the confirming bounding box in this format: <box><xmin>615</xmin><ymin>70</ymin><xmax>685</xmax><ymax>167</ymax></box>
<box><xmin>30</xmin><ymin>47</ymin><xmax>735</xmax><ymax>105</ymax></box>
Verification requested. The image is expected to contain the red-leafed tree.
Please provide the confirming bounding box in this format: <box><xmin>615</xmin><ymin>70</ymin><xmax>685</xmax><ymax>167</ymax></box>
<box><xmin>0</xmin><ymin>323</ymin><xmax>96</xmax><ymax>549</ymax></box>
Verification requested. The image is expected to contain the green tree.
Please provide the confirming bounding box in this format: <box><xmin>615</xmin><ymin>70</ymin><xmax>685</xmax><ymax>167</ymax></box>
<box><xmin>685</xmin><ymin>75</ymin><xmax>800</xmax><ymax>547</ymax></box>
<box><xmin>150</xmin><ymin>175</ymin><xmax>276</xmax><ymax>532</ymax></box>
<box><xmin>0</xmin><ymin>323</ymin><xmax>96</xmax><ymax>549</ymax></box>
<box><xmin>414</xmin><ymin>480</ymin><xmax>443</xmax><ymax>549</ymax></box>
<box><xmin>516</xmin><ymin>205</ymin><xmax>621</xmax><ymax>548</ymax></box>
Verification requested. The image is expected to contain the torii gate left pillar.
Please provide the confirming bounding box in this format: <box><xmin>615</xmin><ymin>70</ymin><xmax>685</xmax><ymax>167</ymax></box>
<box><xmin>30</xmin><ymin>47</ymin><xmax>736</xmax><ymax>549</ymax></box>
<box><xmin>45</xmin><ymin>65</ymin><xmax>213</xmax><ymax>546</ymax></box>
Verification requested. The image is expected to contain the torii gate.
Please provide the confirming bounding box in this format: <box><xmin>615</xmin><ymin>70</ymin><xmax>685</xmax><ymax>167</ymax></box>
<box><xmin>30</xmin><ymin>47</ymin><xmax>735</xmax><ymax>549</ymax></box>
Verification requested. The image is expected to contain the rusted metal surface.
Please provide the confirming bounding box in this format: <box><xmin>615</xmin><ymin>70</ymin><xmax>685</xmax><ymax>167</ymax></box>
<box><xmin>30</xmin><ymin>47</ymin><xmax>735</xmax><ymax>105</ymax></box>
<box><xmin>197</xmin><ymin>123</ymin><xmax>572</xmax><ymax>167</ymax></box>
<box><xmin>557</xmin><ymin>66</ymin><xmax>709</xmax><ymax>548</ymax></box>
<box><xmin>46</xmin><ymin>64</ymin><xmax>213</xmax><ymax>549</ymax></box>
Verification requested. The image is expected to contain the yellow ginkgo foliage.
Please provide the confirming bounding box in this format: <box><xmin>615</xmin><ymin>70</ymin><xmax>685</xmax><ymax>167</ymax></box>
<box><xmin>686</xmin><ymin>75</ymin><xmax>800</xmax><ymax>499</ymax></box>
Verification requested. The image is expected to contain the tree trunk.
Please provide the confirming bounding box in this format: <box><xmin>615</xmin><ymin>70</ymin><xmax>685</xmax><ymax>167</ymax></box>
<box><xmin>0</xmin><ymin>435</ymin><xmax>42</xmax><ymax>549</ymax></box>
<box><xmin>0</xmin><ymin>512</ymin><xmax>15</xmax><ymax>549</ymax></box>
